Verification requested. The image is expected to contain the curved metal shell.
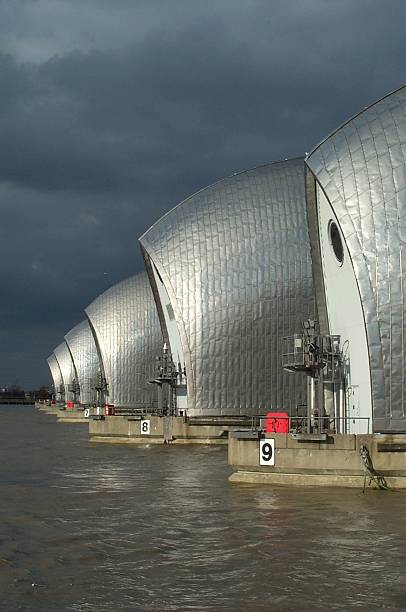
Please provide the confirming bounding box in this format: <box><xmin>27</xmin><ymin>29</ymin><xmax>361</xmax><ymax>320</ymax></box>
<box><xmin>53</xmin><ymin>341</ymin><xmax>77</xmax><ymax>402</ymax></box>
<box><xmin>65</xmin><ymin>320</ymin><xmax>100</xmax><ymax>406</ymax></box>
<box><xmin>140</xmin><ymin>159</ymin><xmax>315</xmax><ymax>416</ymax></box>
<box><xmin>47</xmin><ymin>353</ymin><xmax>64</xmax><ymax>399</ymax></box>
<box><xmin>85</xmin><ymin>272</ymin><xmax>162</xmax><ymax>408</ymax></box>
<box><xmin>306</xmin><ymin>86</ymin><xmax>406</xmax><ymax>432</ymax></box>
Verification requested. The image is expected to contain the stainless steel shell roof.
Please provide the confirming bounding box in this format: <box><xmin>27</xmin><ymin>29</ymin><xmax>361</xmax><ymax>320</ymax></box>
<box><xmin>53</xmin><ymin>341</ymin><xmax>77</xmax><ymax>399</ymax></box>
<box><xmin>47</xmin><ymin>353</ymin><xmax>63</xmax><ymax>395</ymax></box>
<box><xmin>65</xmin><ymin>320</ymin><xmax>100</xmax><ymax>406</ymax></box>
<box><xmin>306</xmin><ymin>85</ymin><xmax>406</xmax><ymax>432</ymax></box>
<box><xmin>140</xmin><ymin>159</ymin><xmax>315</xmax><ymax>416</ymax></box>
<box><xmin>85</xmin><ymin>272</ymin><xmax>162</xmax><ymax>408</ymax></box>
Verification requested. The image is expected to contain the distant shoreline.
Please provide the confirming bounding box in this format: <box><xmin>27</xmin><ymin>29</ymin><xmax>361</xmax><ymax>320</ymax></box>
<box><xmin>0</xmin><ymin>399</ymin><xmax>35</xmax><ymax>405</ymax></box>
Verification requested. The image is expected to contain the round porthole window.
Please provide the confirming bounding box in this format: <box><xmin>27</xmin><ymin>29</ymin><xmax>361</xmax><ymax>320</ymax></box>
<box><xmin>328</xmin><ymin>220</ymin><xmax>344</xmax><ymax>265</ymax></box>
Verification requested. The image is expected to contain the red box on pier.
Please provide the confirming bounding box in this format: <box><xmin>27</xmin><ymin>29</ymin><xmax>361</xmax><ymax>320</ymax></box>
<box><xmin>265</xmin><ymin>412</ymin><xmax>289</xmax><ymax>433</ymax></box>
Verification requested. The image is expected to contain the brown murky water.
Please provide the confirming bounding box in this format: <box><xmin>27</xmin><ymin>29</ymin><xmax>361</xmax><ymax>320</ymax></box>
<box><xmin>0</xmin><ymin>405</ymin><xmax>405</xmax><ymax>611</ymax></box>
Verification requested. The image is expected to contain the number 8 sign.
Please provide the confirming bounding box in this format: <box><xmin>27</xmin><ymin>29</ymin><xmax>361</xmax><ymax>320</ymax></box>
<box><xmin>141</xmin><ymin>419</ymin><xmax>151</xmax><ymax>435</ymax></box>
<box><xmin>259</xmin><ymin>439</ymin><xmax>275</xmax><ymax>466</ymax></box>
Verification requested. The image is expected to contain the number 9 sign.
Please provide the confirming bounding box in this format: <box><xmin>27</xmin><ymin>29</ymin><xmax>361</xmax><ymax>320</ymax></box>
<box><xmin>259</xmin><ymin>439</ymin><xmax>275</xmax><ymax>466</ymax></box>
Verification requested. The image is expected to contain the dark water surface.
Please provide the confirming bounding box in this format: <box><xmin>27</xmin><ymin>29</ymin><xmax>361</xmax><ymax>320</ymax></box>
<box><xmin>0</xmin><ymin>406</ymin><xmax>405</xmax><ymax>611</ymax></box>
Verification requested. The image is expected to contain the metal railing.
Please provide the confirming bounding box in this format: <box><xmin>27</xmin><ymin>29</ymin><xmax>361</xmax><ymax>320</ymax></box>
<box><xmin>249</xmin><ymin>414</ymin><xmax>371</xmax><ymax>434</ymax></box>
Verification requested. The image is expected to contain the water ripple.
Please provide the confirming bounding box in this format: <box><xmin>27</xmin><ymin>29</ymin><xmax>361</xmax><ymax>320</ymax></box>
<box><xmin>0</xmin><ymin>406</ymin><xmax>405</xmax><ymax>610</ymax></box>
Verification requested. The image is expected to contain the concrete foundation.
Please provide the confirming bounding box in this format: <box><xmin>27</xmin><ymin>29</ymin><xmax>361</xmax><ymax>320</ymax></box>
<box><xmin>57</xmin><ymin>410</ymin><xmax>88</xmax><ymax>423</ymax></box>
<box><xmin>228</xmin><ymin>432</ymin><xmax>406</xmax><ymax>489</ymax></box>
<box><xmin>35</xmin><ymin>403</ymin><xmax>88</xmax><ymax>423</ymax></box>
<box><xmin>89</xmin><ymin>415</ymin><xmax>241</xmax><ymax>444</ymax></box>
<box><xmin>36</xmin><ymin>403</ymin><xmax>60</xmax><ymax>415</ymax></box>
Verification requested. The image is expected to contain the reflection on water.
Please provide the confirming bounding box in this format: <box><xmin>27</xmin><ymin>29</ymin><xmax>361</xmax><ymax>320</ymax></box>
<box><xmin>0</xmin><ymin>405</ymin><xmax>406</xmax><ymax>611</ymax></box>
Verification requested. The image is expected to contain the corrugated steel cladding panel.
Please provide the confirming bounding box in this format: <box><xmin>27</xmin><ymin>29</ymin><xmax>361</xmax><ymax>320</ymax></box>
<box><xmin>53</xmin><ymin>341</ymin><xmax>76</xmax><ymax>397</ymax></box>
<box><xmin>306</xmin><ymin>86</ymin><xmax>406</xmax><ymax>431</ymax></box>
<box><xmin>140</xmin><ymin>160</ymin><xmax>315</xmax><ymax>416</ymax></box>
<box><xmin>85</xmin><ymin>273</ymin><xmax>162</xmax><ymax>408</ymax></box>
<box><xmin>65</xmin><ymin>320</ymin><xmax>99</xmax><ymax>406</ymax></box>
<box><xmin>47</xmin><ymin>354</ymin><xmax>63</xmax><ymax>393</ymax></box>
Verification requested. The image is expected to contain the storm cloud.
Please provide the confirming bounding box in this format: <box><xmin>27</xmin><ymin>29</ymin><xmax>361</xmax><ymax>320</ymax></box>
<box><xmin>1</xmin><ymin>0</ymin><xmax>406</xmax><ymax>387</ymax></box>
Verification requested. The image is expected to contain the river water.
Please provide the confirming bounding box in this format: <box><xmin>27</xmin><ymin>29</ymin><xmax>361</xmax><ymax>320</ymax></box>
<box><xmin>0</xmin><ymin>405</ymin><xmax>405</xmax><ymax>611</ymax></box>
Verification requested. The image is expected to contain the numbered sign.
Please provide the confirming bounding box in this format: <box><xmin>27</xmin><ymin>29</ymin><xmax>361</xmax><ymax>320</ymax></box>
<box><xmin>84</xmin><ymin>408</ymin><xmax>90</xmax><ymax>418</ymax></box>
<box><xmin>259</xmin><ymin>439</ymin><xmax>275</xmax><ymax>466</ymax></box>
<box><xmin>140</xmin><ymin>419</ymin><xmax>151</xmax><ymax>435</ymax></box>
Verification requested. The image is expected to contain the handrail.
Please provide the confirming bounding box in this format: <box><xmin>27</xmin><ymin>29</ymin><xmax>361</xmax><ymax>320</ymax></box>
<box><xmin>250</xmin><ymin>414</ymin><xmax>371</xmax><ymax>434</ymax></box>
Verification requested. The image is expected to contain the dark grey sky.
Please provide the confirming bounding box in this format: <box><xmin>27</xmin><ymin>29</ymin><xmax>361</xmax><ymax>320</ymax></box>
<box><xmin>1</xmin><ymin>0</ymin><xmax>405</xmax><ymax>388</ymax></box>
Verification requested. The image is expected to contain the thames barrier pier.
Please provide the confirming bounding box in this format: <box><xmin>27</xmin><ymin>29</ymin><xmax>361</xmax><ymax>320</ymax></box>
<box><xmin>228</xmin><ymin>431</ymin><xmax>406</xmax><ymax>489</ymax></box>
<box><xmin>36</xmin><ymin>401</ymin><xmax>89</xmax><ymax>423</ymax></box>
<box><xmin>89</xmin><ymin>415</ymin><xmax>251</xmax><ymax>444</ymax></box>
<box><xmin>228</xmin><ymin>86</ymin><xmax>406</xmax><ymax>487</ymax></box>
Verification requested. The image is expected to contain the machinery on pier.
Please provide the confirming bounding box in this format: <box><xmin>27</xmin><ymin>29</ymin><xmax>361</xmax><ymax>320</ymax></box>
<box><xmin>94</xmin><ymin>369</ymin><xmax>108</xmax><ymax>408</ymax></box>
<box><xmin>67</xmin><ymin>378</ymin><xmax>80</xmax><ymax>405</ymax></box>
<box><xmin>282</xmin><ymin>319</ymin><xmax>346</xmax><ymax>434</ymax></box>
<box><xmin>149</xmin><ymin>343</ymin><xmax>187</xmax><ymax>416</ymax></box>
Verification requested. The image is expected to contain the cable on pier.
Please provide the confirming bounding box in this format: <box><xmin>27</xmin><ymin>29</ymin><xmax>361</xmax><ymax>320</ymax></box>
<box><xmin>359</xmin><ymin>444</ymin><xmax>389</xmax><ymax>491</ymax></box>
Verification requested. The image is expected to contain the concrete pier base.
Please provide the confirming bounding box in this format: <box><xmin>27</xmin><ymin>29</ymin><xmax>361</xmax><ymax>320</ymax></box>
<box><xmin>57</xmin><ymin>410</ymin><xmax>88</xmax><ymax>423</ymax></box>
<box><xmin>229</xmin><ymin>471</ymin><xmax>406</xmax><ymax>489</ymax></box>
<box><xmin>228</xmin><ymin>432</ymin><xmax>406</xmax><ymax>489</ymax></box>
<box><xmin>89</xmin><ymin>415</ymin><xmax>246</xmax><ymax>444</ymax></box>
<box><xmin>36</xmin><ymin>405</ymin><xmax>60</xmax><ymax>415</ymax></box>
<box><xmin>35</xmin><ymin>403</ymin><xmax>88</xmax><ymax>423</ymax></box>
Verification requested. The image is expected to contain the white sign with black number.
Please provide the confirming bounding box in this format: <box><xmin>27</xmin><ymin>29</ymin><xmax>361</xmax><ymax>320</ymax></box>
<box><xmin>141</xmin><ymin>419</ymin><xmax>151</xmax><ymax>435</ymax></box>
<box><xmin>259</xmin><ymin>439</ymin><xmax>275</xmax><ymax>466</ymax></box>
